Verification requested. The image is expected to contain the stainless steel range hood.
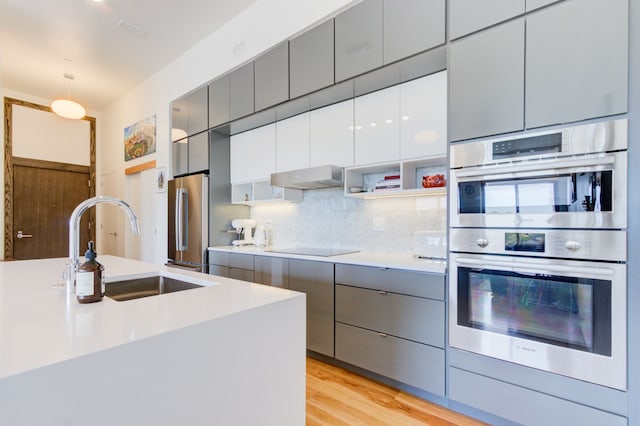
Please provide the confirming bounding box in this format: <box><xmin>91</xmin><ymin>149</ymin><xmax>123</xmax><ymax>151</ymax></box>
<box><xmin>270</xmin><ymin>165</ymin><xmax>343</xmax><ymax>190</ymax></box>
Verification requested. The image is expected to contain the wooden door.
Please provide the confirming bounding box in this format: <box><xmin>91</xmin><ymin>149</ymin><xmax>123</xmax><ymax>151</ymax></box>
<box><xmin>12</xmin><ymin>158</ymin><xmax>92</xmax><ymax>260</ymax></box>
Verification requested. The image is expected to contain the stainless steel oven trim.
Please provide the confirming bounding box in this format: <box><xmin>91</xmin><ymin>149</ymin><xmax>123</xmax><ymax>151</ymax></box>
<box><xmin>449</xmin><ymin>150</ymin><xmax>627</xmax><ymax>229</ymax></box>
<box><xmin>449</xmin><ymin>228</ymin><xmax>627</xmax><ymax>262</ymax></box>
<box><xmin>449</xmin><ymin>251</ymin><xmax>627</xmax><ymax>390</ymax></box>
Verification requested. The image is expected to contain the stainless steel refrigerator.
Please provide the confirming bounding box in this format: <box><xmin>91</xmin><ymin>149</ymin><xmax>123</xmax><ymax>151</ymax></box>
<box><xmin>167</xmin><ymin>173</ymin><xmax>208</xmax><ymax>272</ymax></box>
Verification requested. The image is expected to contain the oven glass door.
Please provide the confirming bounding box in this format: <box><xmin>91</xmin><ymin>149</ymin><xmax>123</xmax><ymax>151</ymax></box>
<box><xmin>458</xmin><ymin>170</ymin><xmax>613</xmax><ymax>215</ymax></box>
<box><xmin>457</xmin><ymin>265</ymin><xmax>612</xmax><ymax>356</ymax></box>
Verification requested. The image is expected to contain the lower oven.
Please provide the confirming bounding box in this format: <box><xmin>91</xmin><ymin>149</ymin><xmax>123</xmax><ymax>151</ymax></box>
<box><xmin>449</xmin><ymin>228</ymin><xmax>627</xmax><ymax>390</ymax></box>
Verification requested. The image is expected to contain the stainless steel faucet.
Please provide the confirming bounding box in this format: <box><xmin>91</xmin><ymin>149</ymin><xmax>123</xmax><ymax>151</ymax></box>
<box><xmin>64</xmin><ymin>196</ymin><xmax>141</xmax><ymax>289</ymax></box>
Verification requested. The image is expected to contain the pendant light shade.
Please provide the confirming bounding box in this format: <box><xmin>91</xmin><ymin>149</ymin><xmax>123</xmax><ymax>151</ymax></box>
<box><xmin>51</xmin><ymin>73</ymin><xmax>86</xmax><ymax>119</ymax></box>
<box><xmin>51</xmin><ymin>99</ymin><xmax>86</xmax><ymax>119</ymax></box>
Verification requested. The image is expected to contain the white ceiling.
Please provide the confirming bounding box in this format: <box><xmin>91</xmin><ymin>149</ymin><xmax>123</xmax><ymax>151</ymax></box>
<box><xmin>0</xmin><ymin>0</ymin><xmax>257</xmax><ymax>111</ymax></box>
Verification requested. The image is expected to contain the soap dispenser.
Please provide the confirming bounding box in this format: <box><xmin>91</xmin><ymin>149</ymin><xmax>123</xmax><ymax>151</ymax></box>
<box><xmin>76</xmin><ymin>241</ymin><xmax>105</xmax><ymax>304</ymax></box>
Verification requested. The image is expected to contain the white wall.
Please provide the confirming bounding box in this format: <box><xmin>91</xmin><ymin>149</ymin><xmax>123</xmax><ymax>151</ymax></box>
<box><xmin>99</xmin><ymin>0</ymin><xmax>356</xmax><ymax>264</ymax></box>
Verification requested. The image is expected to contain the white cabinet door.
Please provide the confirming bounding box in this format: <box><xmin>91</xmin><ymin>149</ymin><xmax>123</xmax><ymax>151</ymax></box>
<box><xmin>400</xmin><ymin>71</ymin><xmax>447</xmax><ymax>160</ymax></box>
<box><xmin>309</xmin><ymin>99</ymin><xmax>354</xmax><ymax>167</ymax></box>
<box><xmin>230</xmin><ymin>123</ymin><xmax>276</xmax><ymax>183</ymax></box>
<box><xmin>276</xmin><ymin>112</ymin><xmax>310</xmax><ymax>172</ymax></box>
<box><xmin>354</xmin><ymin>85</ymin><xmax>400</xmax><ymax>166</ymax></box>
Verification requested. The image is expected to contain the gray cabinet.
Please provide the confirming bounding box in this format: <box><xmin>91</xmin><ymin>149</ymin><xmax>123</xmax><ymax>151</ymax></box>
<box><xmin>383</xmin><ymin>0</ymin><xmax>445</xmax><ymax>64</ymax></box>
<box><xmin>187</xmin><ymin>132</ymin><xmax>209</xmax><ymax>174</ymax></box>
<box><xmin>172</xmin><ymin>140</ymin><xmax>189</xmax><ymax>176</ymax></box>
<box><xmin>187</xmin><ymin>86</ymin><xmax>208</xmax><ymax>135</ymax></box>
<box><xmin>450</xmin><ymin>368</ymin><xmax>626</xmax><ymax>426</ymax></box>
<box><xmin>254</xmin><ymin>42</ymin><xmax>289</xmax><ymax>111</ymax></box>
<box><xmin>335</xmin><ymin>0</ymin><xmax>383</xmax><ymax>82</ymax></box>
<box><xmin>334</xmin><ymin>264</ymin><xmax>446</xmax><ymax>395</ymax></box>
<box><xmin>254</xmin><ymin>255</ymin><xmax>289</xmax><ymax>288</ymax></box>
<box><xmin>289</xmin><ymin>259</ymin><xmax>335</xmax><ymax>357</ymax></box>
<box><xmin>525</xmin><ymin>0</ymin><xmax>628</xmax><ymax>128</ymax></box>
<box><xmin>170</xmin><ymin>97</ymin><xmax>189</xmax><ymax>142</ymax></box>
<box><xmin>335</xmin><ymin>285</ymin><xmax>444</xmax><ymax>348</ymax></box>
<box><xmin>229</xmin><ymin>62</ymin><xmax>255</xmax><ymax>121</ymax></box>
<box><xmin>209</xmin><ymin>251</ymin><xmax>254</xmax><ymax>282</ymax></box>
<box><xmin>208</xmin><ymin>75</ymin><xmax>230</xmax><ymax>129</ymax></box>
<box><xmin>336</xmin><ymin>323</ymin><xmax>445</xmax><ymax>396</ymax></box>
<box><xmin>173</xmin><ymin>131</ymin><xmax>209</xmax><ymax>177</ymax></box>
<box><xmin>289</xmin><ymin>20</ymin><xmax>335</xmax><ymax>99</ymax></box>
<box><xmin>449</xmin><ymin>0</ymin><xmax>524</xmax><ymax>40</ymax></box>
<box><xmin>449</xmin><ymin>19</ymin><xmax>525</xmax><ymax>141</ymax></box>
<box><xmin>334</xmin><ymin>264</ymin><xmax>445</xmax><ymax>300</ymax></box>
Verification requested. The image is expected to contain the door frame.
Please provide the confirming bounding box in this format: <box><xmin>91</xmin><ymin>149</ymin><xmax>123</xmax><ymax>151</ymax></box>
<box><xmin>3</xmin><ymin>97</ymin><xmax>96</xmax><ymax>260</ymax></box>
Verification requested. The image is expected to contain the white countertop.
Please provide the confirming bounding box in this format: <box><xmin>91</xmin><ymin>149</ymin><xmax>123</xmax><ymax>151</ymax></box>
<box><xmin>208</xmin><ymin>246</ymin><xmax>447</xmax><ymax>274</ymax></box>
<box><xmin>0</xmin><ymin>255</ymin><xmax>302</xmax><ymax>380</ymax></box>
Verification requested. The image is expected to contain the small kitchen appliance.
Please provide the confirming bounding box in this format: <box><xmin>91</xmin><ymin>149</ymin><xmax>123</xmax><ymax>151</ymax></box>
<box><xmin>231</xmin><ymin>219</ymin><xmax>256</xmax><ymax>246</ymax></box>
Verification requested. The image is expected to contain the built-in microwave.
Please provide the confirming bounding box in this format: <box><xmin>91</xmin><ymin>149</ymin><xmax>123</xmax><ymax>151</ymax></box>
<box><xmin>450</xmin><ymin>119</ymin><xmax>627</xmax><ymax>229</ymax></box>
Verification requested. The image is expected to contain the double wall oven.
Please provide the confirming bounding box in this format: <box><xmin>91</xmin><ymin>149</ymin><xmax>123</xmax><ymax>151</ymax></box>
<box><xmin>449</xmin><ymin>119</ymin><xmax>628</xmax><ymax>390</ymax></box>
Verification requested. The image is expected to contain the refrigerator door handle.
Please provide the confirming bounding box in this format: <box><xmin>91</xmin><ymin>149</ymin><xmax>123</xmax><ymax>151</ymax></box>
<box><xmin>175</xmin><ymin>188</ymin><xmax>188</xmax><ymax>250</ymax></box>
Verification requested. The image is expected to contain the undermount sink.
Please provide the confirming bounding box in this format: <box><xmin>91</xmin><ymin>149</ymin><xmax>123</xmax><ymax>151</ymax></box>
<box><xmin>105</xmin><ymin>275</ymin><xmax>202</xmax><ymax>301</ymax></box>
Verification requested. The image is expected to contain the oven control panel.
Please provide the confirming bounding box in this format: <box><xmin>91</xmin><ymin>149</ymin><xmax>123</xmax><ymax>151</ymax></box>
<box><xmin>450</xmin><ymin>228</ymin><xmax>626</xmax><ymax>262</ymax></box>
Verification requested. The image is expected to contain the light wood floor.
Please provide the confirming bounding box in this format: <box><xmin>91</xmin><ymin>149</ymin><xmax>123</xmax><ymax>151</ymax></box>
<box><xmin>306</xmin><ymin>357</ymin><xmax>488</xmax><ymax>426</ymax></box>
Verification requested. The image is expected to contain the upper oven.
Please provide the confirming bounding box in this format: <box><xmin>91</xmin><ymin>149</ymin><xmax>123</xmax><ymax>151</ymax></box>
<box><xmin>450</xmin><ymin>119</ymin><xmax>627</xmax><ymax>229</ymax></box>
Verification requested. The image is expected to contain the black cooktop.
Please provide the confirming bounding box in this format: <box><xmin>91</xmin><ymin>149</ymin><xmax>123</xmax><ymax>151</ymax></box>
<box><xmin>267</xmin><ymin>247</ymin><xmax>359</xmax><ymax>257</ymax></box>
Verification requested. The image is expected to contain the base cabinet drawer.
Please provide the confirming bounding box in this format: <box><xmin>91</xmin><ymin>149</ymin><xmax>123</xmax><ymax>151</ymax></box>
<box><xmin>335</xmin><ymin>285</ymin><xmax>444</xmax><ymax>347</ymax></box>
<box><xmin>335</xmin><ymin>264</ymin><xmax>445</xmax><ymax>300</ymax></box>
<box><xmin>228</xmin><ymin>267</ymin><xmax>254</xmax><ymax>282</ymax></box>
<box><xmin>209</xmin><ymin>264</ymin><xmax>229</xmax><ymax>277</ymax></box>
<box><xmin>450</xmin><ymin>368</ymin><xmax>627</xmax><ymax>426</ymax></box>
<box><xmin>335</xmin><ymin>322</ymin><xmax>445</xmax><ymax>396</ymax></box>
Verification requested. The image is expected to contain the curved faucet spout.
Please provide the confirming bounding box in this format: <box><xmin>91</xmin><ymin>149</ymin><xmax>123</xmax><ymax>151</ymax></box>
<box><xmin>65</xmin><ymin>196</ymin><xmax>140</xmax><ymax>288</ymax></box>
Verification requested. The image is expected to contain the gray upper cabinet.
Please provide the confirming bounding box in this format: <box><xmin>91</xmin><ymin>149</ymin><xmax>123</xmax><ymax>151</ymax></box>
<box><xmin>289</xmin><ymin>20</ymin><xmax>335</xmax><ymax>99</ymax></box>
<box><xmin>525</xmin><ymin>0</ymin><xmax>628</xmax><ymax>128</ymax></box>
<box><xmin>383</xmin><ymin>0</ymin><xmax>445</xmax><ymax>64</ymax></box>
<box><xmin>187</xmin><ymin>86</ymin><xmax>208</xmax><ymax>135</ymax></box>
<box><xmin>172</xmin><ymin>140</ymin><xmax>189</xmax><ymax>176</ymax></box>
<box><xmin>229</xmin><ymin>62</ymin><xmax>255</xmax><ymax>121</ymax></box>
<box><xmin>449</xmin><ymin>0</ymin><xmax>525</xmax><ymax>40</ymax></box>
<box><xmin>171</xmin><ymin>97</ymin><xmax>189</xmax><ymax>142</ymax></box>
<box><xmin>208</xmin><ymin>75</ymin><xmax>230</xmax><ymax>129</ymax></box>
<box><xmin>335</xmin><ymin>0</ymin><xmax>383</xmax><ymax>82</ymax></box>
<box><xmin>449</xmin><ymin>19</ymin><xmax>525</xmax><ymax>141</ymax></box>
<box><xmin>187</xmin><ymin>132</ymin><xmax>209</xmax><ymax>174</ymax></box>
<box><xmin>254</xmin><ymin>42</ymin><xmax>289</xmax><ymax>111</ymax></box>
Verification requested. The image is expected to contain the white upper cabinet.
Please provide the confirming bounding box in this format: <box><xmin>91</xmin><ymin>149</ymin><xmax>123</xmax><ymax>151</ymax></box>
<box><xmin>354</xmin><ymin>85</ymin><xmax>400</xmax><ymax>166</ymax></box>
<box><xmin>309</xmin><ymin>100</ymin><xmax>354</xmax><ymax>168</ymax></box>
<box><xmin>276</xmin><ymin>112</ymin><xmax>310</xmax><ymax>172</ymax></box>
<box><xmin>230</xmin><ymin>124</ymin><xmax>276</xmax><ymax>183</ymax></box>
<box><xmin>400</xmin><ymin>71</ymin><xmax>447</xmax><ymax>160</ymax></box>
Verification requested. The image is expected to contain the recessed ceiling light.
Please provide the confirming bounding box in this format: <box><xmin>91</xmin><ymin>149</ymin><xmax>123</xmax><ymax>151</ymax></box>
<box><xmin>92</xmin><ymin>0</ymin><xmax>104</xmax><ymax>3</ymax></box>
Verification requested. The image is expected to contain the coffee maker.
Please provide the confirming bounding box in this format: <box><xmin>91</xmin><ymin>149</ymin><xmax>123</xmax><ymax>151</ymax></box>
<box><xmin>231</xmin><ymin>219</ymin><xmax>256</xmax><ymax>246</ymax></box>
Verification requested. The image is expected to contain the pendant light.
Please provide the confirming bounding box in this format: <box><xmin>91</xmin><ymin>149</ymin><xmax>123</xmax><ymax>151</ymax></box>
<box><xmin>51</xmin><ymin>73</ymin><xmax>86</xmax><ymax>120</ymax></box>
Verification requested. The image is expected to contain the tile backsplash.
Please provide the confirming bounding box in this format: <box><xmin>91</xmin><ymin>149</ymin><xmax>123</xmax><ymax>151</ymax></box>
<box><xmin>250</xmin><ymin>187</ymin><xmax>446</xmax><ymax>254</ymax></box>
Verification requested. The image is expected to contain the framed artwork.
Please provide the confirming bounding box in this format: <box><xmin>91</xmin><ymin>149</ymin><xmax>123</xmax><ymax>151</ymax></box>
<box><xmin>124</xmin><ymin>115</ymin><xmax>156</xmax><ymax>161</ymax></box>
<box><xmin>156</xmin><ymin>167</ymin><xmax>167</xmax><ymax>193</ymax></box>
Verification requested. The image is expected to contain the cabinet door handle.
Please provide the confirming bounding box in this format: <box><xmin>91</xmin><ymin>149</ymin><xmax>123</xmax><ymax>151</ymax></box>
<box><xmin>378</xmin><ymin>333</ymin><xmax>388</xmax><ymax>338</ymax></box>
<box><xmin>378</xmin><ymin>291</ymin><xmax>388</xmax><ymax>295</ymax></box>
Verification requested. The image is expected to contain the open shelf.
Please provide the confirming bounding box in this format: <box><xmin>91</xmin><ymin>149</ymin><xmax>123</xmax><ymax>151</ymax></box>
<box><xmin>232</xmin><ymin>180</ymin><xmax>303</xmax><ymax>205</ymax></box>
<box><xmin>344</xmin><ymin>156</ymin><xmax>447</xmax><ymax>199</ymax></box>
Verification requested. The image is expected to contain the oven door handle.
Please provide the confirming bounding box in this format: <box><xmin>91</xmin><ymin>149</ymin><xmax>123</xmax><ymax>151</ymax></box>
<box><xmin>454</xmin><ymin>257</ymin><xmax>615</xmax><ymax>277</ymax></box>
<box><xmin>454</xmin><ymin>155</ymin><xmax>616</xmax><ymax>179</ymax></box>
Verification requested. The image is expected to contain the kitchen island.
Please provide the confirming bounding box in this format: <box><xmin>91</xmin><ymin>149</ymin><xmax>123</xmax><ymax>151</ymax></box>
<box><xmin>0</xmin><ymin>256</ymin><xmax>305</xmax><ymax>426</ymax></box>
